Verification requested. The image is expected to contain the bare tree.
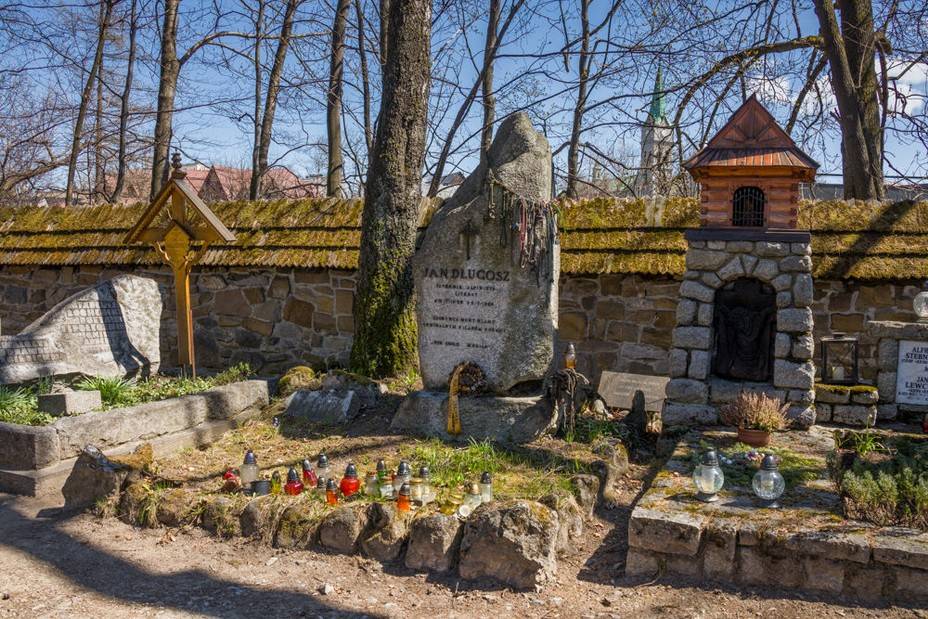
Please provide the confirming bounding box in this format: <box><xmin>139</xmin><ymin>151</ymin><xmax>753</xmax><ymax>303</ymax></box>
<box><xmin>351</xmin><ymin>0</ymin><xmax>431</xmax><ymax>377</ymax></box>
<box><xmin>250</xmin><ymin>0</ymin><xmax>301</xmax><ymax>200</ymax></box>
<box><xmin>65</xmin><ymin>0</ymin><xmax>114</xmax><ymax>206</ymax></box>
<box><xmin>327</xmin><ymin>0</ymin><xmax>352</xmax><ymax>197</ymax></box>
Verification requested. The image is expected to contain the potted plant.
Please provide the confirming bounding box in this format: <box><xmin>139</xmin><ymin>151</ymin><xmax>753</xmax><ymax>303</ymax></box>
<box><xmin>719</xmin><ymin>392</ymin><xmax>790</xmax><ymax>447</ymax></box>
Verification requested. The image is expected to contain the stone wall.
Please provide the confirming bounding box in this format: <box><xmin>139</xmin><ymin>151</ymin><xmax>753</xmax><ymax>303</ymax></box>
<box><xmin>0</xmin><ymin>264</ymin><xmax>923</xmax><ymax>388</ymax></box>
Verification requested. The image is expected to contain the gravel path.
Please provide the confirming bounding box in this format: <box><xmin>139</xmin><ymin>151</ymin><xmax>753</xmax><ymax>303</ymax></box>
<box><xmin>1</xmin><ymin>489</ymin><xmax>925</xmax><ymax>619</ymax></box>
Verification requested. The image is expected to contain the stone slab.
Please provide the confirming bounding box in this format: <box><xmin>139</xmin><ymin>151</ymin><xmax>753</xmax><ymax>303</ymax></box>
<box><xmin>0</xmin><ymin>422</ymin><xmax>59</xmax><ymax>469</ymax></box>
<box><xmin>0</xmin><ymin>417</ymin><xmax>249</xmax><ymax>498</ymax></box>
<box><xmin>284</xmin><ymin>389</ymin><xmax>361</xmax><ymax>424</ymax></box>
<box><xmin>895</xmin><ymin>340</ymin><xmax>928</xmax><ymax>406</ymax></box>
<box><xmin>53</xmin><ymin>380</ymin><xmax>269</xmax><ymax>459</ymax></box>
<box><xmin>38</xmin><ymin>390</ymin><xmax>102</xmax><ymax>416</ymax></box>
<box><xmin>628</xmin><ymin>506</ymin><xmax>703</xmax><ymax>556</ymax></box>
<box><xmin>597</xmin><ymin>371</ymin><xmax>668</xmax><ymax>412</ymax></box>
<box><xmin>391</xmin><ymin>390</ymin><xmax>555</xmax><ymax>444</ymax></box>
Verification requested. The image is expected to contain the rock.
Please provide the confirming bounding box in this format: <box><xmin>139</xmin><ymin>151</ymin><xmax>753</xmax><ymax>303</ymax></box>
<box><xmin>662</xmin><ymin>403</ymin><xmax>717</xmax><ymax>426</ymax></box>
<box><xmin>201</xmin><ymin>496</ymin><xmax>242</xmax><ymax>538</ymax></box>
<box><xmin>793</xmin><ymin>274</ymin><xmax>814</xmax><ymax>307</ymax></box>
<box><xmin>672</xmin><ymin>326</ymin><xmax>711</xmax><ymax>350</ymax></box>
<box><xmin>238</xmin><ymin>496</ymin><xmax>276</xmax><ymax>539</ymax></box>
<box><xmin>37</xmin><ymin>390</ymin><xmax>102</xmax><ymax>416</ymax></box>
<box><xmin>391</xmin><ymin>391</ymin><xmax>555</xmax><ymax>444</ymax></box>
<box><xmin>665</xmin><ymin>378</ymin><xmax>708</xmax><ymax>403</ymax></box>
<box><xmin>61</xmin><ymin>445</ymin><xmax>132</xmax><ymax>510</ymax></box>
<box><xmin>285</xmin><ymin>389</ymin><xmax>360</xmax><ymax>424</ymax></box>
<box><xmin>414</xmin><ymin>112</ymin><xmax>557</xmax><ymax>394</ymax></box>
<box><xmin>318</xmin><ymin>505</ymin><xmax>368</xmax><ymax>554</ymax></box>
<box><xmin>540</xmin><ymin>493</ymin><xmax>584</xmax><ymax>557</ymax></box>
<box><xmin>669</xmin><ymin>348</ymin><xmax>688</xmax><ymax>378</ymax></box>
<box><xmin>362</xmin><ymin>502</ymin><xmax>411</xmax><ymax>562</ymax></box>
<box><xmin>156</xmin><ymin>488</ymin><xmax>198</xmax><ymax>527</ymax></box>
<box><xmin>458</xmin><ymin>500</ymin><xmax>559</xmax><ymax>591</ymax></box>
<box><xmin>679</xmin><ymin>280</ymin><xmax>714</xmax><ymax>303</ymax></box>
<box><xmin>773</xmin><ymin>359</ymin><xmax>815</xmax><ymax>390</ymax></box>
<box><xmin>777</xmin><ymin>308</ymin><xmax>814</xmax><ymax>333</ymax></box>
<box><xmin>685</xmin><ymin>250</ymin><xmax>728</xmax><ymax>270</ymax></box>
<box><xmin>277</xmin><ymin>366</ymin><xmax>319</xmax><ymax>395</ymax></box>
<box><xmin>687</xmin><ymin>351</ymin><xmax>709</xmax><ymax>379</ymax></box>
<box><xmin>318</xmin><ymin>583</ymin><xmax>335</xmax><ymax>596</ymax></box>
<box><xmin>628</xmin><ymin>506</ymin><xmax>703</xmax><ymax>556</ymax></box>
<box><xmin>405</xmin><ymin>513</ymin><xmax>464</xmax><ymax>573</ymax></box>
<box><xmin>274</xmin><ymin>501</ymin><xmax>320</xmax><ymax>549</ymax></box>
<box><xmin>0</xmin><ymin>274</ymin><xmax>162</xmax><ymax>384</ymax></box>
<box><xmin>816</xmin><ymin>387</ymin><xmax>850</xmax><ymax>404</ymax></box>
<box><xmin>569</xmin><ymin>474</ymin><xmax>600</xmax><ymax>517</ymax></box>
<box><xmin>832</xmin><ymin>404</ymin><xmax>877</xmax><ymax>426</ymax></box>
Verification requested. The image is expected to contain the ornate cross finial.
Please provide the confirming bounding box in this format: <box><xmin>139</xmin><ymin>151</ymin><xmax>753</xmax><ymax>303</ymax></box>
<box><xmin>171</xmin><ymin>152</ymin><xmax>186</xmax><ymax>179</ymax></box>
<box><xmin>461</xmin><ymin>219</ymin><xmax>479</xmax><ymax>259</ymax></box>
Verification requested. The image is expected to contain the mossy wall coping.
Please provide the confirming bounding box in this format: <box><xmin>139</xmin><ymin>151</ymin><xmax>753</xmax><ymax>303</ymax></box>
<box><xmin>2</xmin><ymin>197</ymin><xmax>927</xmax><ymax>280</ymax></box>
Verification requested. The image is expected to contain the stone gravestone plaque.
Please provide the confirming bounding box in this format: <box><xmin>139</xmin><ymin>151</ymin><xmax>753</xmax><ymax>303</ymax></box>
<box><xmin>895</xmin><ymin>340</ymin><xmax>928</xmax><ymax>405</ymax></box>
<box><xmin>598</xmin><ymin>371</ymin><xmax>669</xmax><ymax>411</ymax></box>
<box><xmin>414</xmin><ymin>112</ymin><xmax>558</xmax><ymax>394</ymax></box>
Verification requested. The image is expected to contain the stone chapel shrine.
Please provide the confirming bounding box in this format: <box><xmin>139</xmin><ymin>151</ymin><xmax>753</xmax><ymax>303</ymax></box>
<box><xmin>663</xmin><ymin>95</ymin><xmax>820</xmax><ymax>428</ymax></box>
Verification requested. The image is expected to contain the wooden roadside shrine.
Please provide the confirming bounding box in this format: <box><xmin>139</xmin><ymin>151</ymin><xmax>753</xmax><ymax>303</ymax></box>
<box><xmin>124</xmin><ymin>153</ymin><xmax>235</xmax><ymax>375</ymax></box>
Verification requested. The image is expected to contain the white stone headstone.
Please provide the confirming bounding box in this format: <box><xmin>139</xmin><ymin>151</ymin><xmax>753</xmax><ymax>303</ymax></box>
<box><xmin>895</xmin><ymin>339</ymin><xmax>928</xmax><ymax>405</ymax></box>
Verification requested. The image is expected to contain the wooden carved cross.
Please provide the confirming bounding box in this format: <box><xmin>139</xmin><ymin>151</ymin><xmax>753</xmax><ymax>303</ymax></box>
<box><xmin>461</xmin><ymin>219</ymin><xmax>479</xmax><ymax>259</ymax></box>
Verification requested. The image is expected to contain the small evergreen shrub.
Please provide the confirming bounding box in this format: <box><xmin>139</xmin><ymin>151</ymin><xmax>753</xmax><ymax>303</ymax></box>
<box><xmin>719</xmin><ymin>392</ymin><xmax>790</xmax><ymax>432</ymax></box>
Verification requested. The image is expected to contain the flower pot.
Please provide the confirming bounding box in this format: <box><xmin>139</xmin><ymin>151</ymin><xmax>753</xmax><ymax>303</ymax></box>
<box><xmin>738</xmin><ymin>427</ymin><xmax>772</xmax><ymax>447</ymax></box>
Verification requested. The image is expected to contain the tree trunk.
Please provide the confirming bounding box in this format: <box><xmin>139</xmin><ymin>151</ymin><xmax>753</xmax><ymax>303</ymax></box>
<box><xmin>565</xmin><ymin>0</ymin><xmax>591</xmax><ymax>199</ymax></box>
<box><xmin>248</xmin><ymin>1</ymin><xmax>265</xmax><ymax>201</ymax></box>
<box><xmin>350</xmin><ymin>0</ymin><xmax>430</xmax><ymax>378</ymax></box>
<box><xmin>813</xmin><ymin>0</ymin><xmax>884</xmax><ymax>200</ymax></box>
<box><xmin>479</xmin><ymin>0</ymin><xmax>501</xmax><ymax>169</ymax></box>
<box><xmin>111</xmin><ymin>0</ymin><xmax>138</xmax><ymax>204</ymax></box>
<box><xmin>65</xmin><ymin>0</ymin><xmax>113</xmax><ymax>206</ymax></box>
<box><xmin>355</xmin><ymin>0</ymin><xmax>373</xmax><ymax>153</ymax></box>
<box><xmin>150</xmin><ymin>0</ymin><xmax>180</xmax><ymax>200</ymax></box>
<box><xmin>250</xmin><ymin>0</ymin><xmax>299</xmax><ymax>201</ymax></box>
<box><xmin>327</xmin><ymin>0</ymin><xmax>351</xmax><ymax>197</ymax></box>
<box><xmin>93</xmin><ymin>50</ymin><xmax>104</xmax><ymax>204</ymax></box>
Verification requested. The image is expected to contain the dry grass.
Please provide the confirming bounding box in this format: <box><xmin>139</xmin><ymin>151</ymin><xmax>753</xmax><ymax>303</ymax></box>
<box><xmin>719</xmin><ymin>392</ymin><xmax>791</xmax><ymax>432</ymax></box>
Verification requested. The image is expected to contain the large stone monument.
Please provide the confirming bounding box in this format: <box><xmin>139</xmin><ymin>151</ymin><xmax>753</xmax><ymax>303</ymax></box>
<box><xmin>392</xmin><ymin>112</ymin><xmax>559</xmax><ymax>443</ymax></box>
<box><xmin>0</xmin><ymin>274</ymin><xmax>162</xmax><ymax>384</ymax></box>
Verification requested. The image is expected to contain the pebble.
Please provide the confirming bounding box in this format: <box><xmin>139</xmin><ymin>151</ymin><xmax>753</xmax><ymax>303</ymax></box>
<box><xmin>318</xmin><ymin>583</ymin><xmax>335</xmax><ymax>595</ymax></box>
<box><xmin>1</xmin><ymin>593</ymin><xmax>9</xmax><ymax>601</ymax></box>
<box><xmin>265</xmin><ymin>557</ymin><xmax>278</xmax><ymax>567</ymax></box>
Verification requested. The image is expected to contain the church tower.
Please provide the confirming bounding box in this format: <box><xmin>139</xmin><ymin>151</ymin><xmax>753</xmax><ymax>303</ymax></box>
<box><xmin>633</xmin><ymin>67</ymin><xmax>673</xmax><ymax>197</ymax></box>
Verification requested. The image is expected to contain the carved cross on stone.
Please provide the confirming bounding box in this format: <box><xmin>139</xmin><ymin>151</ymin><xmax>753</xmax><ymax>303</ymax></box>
<box><xmin>461</xmin><ymin>219</ymin><xmax>479</xmax><ymax>259</ymax></box>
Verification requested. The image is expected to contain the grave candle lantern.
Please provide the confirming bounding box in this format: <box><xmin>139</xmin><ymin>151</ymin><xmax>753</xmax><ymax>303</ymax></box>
<box><xmin>316</xmin><ymin>476</ymin><xmax>327</xmax><ymax>494</ymax></box>
<box><xmin>340</xmin><ymin>463</ymin><xmax>361</xmax><ymax>497</ymax></box>
<box><xmin>376</xmin><ymin>459</ymin><xmax>388</xmax><ymax>483</ymax></box>
<box><xmin>270</xmin><ymin>470</ymin><xmax>283</xmax><ymax>494</ymax></box>
<box><xmin>326</xmin><ymin>479</ymin><xmax>339</xmax><ymax>505</ymax></box>
<box><xmin>240</xmin><ymin>450</ymin><xmax>259</xmax><ymax>487</ymax></box>
<box><xmin>820</xmin><ymin>333</ymin><xmax>859</xmax><ymax>385</ymax></box>
<box><xmin>284</xmin><ymin>467</ymin><xmax>304</xmax><ymax>495</ymax></box>
<box><xmin>692</xmin><ymin>450</ymin><xmax>724</xmax><ymax>502</ymax></box>
<box><xmin>379</xmin><ymin>477</ymin><xmax>395</xmax><ymax>499</ymax></box>
<box><xmin>409</xmin><ymin>477</ymin><xmax>424</xmax><ymax>504</ymax></box>
<box><xmin>365</xmin><ymin>472</ymin><xmax>379</xmax><ymax>495</ymax></box>
<box><xmin>316</xmin><ymin>453</ymin><xmax>330</xmax><ymax>479</ymax></box>
<box><xmin>397</xmin><ymin>483</ymin><xmax>411</xmax><ymax>512</ymax></box>
<box><xmin>752</xmin><ymin>454</ymin><xmax>785</xmax><ymax>508</ymax></box>
<box><xmin>302</xmin><ymin>459</ymin><xmax>317</xmax><ymax>486</ymax></box>
<box><xmin>393</xmin><ymin>461</ymin><xmax>411</xmax><ymax>493</ymax></box>
<box><xmin>479</xmin><ymin>472</ymin><xmax>493</xmax><ymax>503</ymax></box>
<box><xmin>464</xmin><ymin>483</ymin><xmax>483</xmax><ymax>512</ymax></box>
<box><xmin>564</xmin><ymin>343</ymin><xmax>577</xmax><ymax>370</ymax></box>
<box><xmin>418</xmin><ymin>466</ymin><xmax>434</xmax><ymax>504</ymax></box>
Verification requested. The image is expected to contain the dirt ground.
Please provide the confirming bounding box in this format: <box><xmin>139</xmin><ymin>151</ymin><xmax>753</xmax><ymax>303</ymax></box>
<box><xmin>2</xmin><ymin>479</ymin><xmax>926</xmax><ymax>619</ymax></box>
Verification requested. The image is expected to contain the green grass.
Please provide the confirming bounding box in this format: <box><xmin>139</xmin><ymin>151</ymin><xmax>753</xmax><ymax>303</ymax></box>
<box><xmin>0</xmin><ymin>384</ymin><xmax>54</xmax><ymax>426</ymax></box>
<box><xmin>692</xmin><ymin>441</ymin><xmax>826</xmax><ymax>489</ymax></box>
<box><xmin>2</xmin><ymin>363</ymin><xmax>254</xmax><ymax>426</ymax></box>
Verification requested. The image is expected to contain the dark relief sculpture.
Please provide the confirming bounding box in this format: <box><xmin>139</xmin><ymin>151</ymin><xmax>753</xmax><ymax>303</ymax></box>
<box><xmin>712</xmin><ymin>278</ymin><xmax>776</xmax><ymax>381</ymax></box>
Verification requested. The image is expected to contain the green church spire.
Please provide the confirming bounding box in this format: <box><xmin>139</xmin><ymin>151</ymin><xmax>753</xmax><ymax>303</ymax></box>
<box><xmin>649</xmin><ymin>65</ymin><xmax>667</xmax><ymax>125</ymax></box>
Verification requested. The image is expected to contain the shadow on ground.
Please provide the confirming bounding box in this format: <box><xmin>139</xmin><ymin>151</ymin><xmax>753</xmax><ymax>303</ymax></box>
<box><xmin>0</xmin><ymin>497</ymin><xmax>380</xmax><ymax>618</ymax></box>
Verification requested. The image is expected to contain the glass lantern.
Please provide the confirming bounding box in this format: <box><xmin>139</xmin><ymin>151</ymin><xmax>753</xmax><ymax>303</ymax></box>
<box><xmin>752</xmin><ymin>454</ymin><xmax>786</xmax><ymax>508</ymax></box>
<box><xmin>820</xmin><ymin>332</ymin><xmax>859</xmax><ymax>385</ymax></box>
<box><xmin>914</xmin><ymin>290</ymin><xmax>928</xmax><ymax>322</ymax></box>
<box><xmin>692</xmin><ymin>450</ymin><xmax>724</xmax><ymax>502</ymax></box>
<box><xmin>240</xmin><ymin>449</ymin><xmax>259</xmax><ymax>487</ymax></box>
